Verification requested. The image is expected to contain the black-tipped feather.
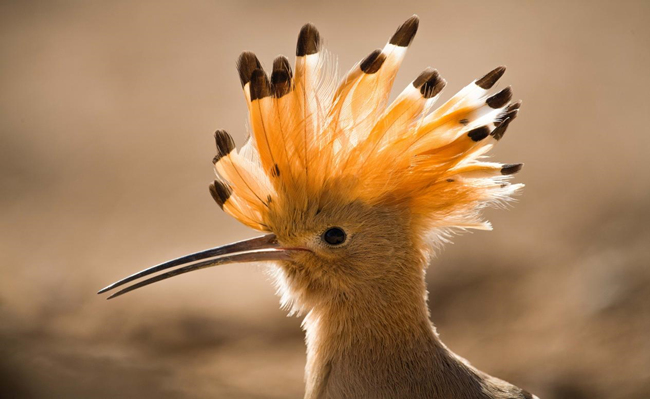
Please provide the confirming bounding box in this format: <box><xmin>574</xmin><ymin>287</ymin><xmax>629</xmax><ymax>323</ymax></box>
<box><xmin>213</xmin><ymin>130</ymin><xmax>235</xmax><ymax>163</ymax></box>
<box><xmin>296</xmin><ymin>23</ymin><xmax>321</xmax><ymax>56</ymax></box>
<box><xmin>389</xmin><ymin>15</ymin><xmax>419</xmax><ymax>47</ymax></box>
<box><xmin>271</xmin><ymin>70</ymin><xmax>291</xmax><ymax>98</ymax></box>
<box><xmin>360</xmin><ymin>49</ymin><xmax>386</xmax><ymax>74</ymax></box>
<box><xmin>491</xmin><ymin>117</ymin><xmax>512</xmax><ymax>141</ymax></box>
<box><xmin>507</xmin><ymin>100</ymin><xmax>522</xmax><ymax>112</ymax></box>
<box><xmin>272</xmin><ymin>56</ymin><xmax>293</xmax><ymax>78</ymax></box>
<box><xmin>501</xmin><ymin>163</ymin><xmax>523</xmax><ymax>175</ymax></box>
<box><xmin>237</xmin><ymin>52</ymin><xmax>262</xmax><ymax>88</ymax></box>
<box><xmin>486</xmin><ymin>86</ymin><xmax>513</xmax><ymax>109</ymax></box>
<box><xmin>209</xmin><ymin>180</ymin><xmax>232</xmax><ymax>209</ymax></box>
<box><xmin>271</xmin><ymin>56</ymin><xmax>292</xmax><ymax>98</ymax></box>
<box><xmin>413</xmin><ymin>68</ymin><xmax>436</xmax><ymax>88</ymax></box>
<box><xmin>495</xmin><ymin>108</ymin><xmax>519</xmax><ymax>127</ymax></box>
<box><xmin>420</xmin><ymin>71</ymin><xmax>446</xmax><ymax>99</ymax></box>
<box><xmin>468</xmin><ymin>126</ymin><xmax>490</xmax><ymax>142</ymax></box>
<box><xmin>476</xmin><ymin>66</ymin><xmax>506</xmax><ymax>89</ymax></box>
<box><xmin>250</xmin><ymin>68</ymin><xmax>272</xmax><ymax>101</ymax></box>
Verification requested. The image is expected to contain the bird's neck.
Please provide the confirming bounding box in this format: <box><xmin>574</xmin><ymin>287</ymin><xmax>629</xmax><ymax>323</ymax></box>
<box><xmin>302</xmin><ymin>264</ymin><xmax>464</xmax><ymax>398</ymax></box>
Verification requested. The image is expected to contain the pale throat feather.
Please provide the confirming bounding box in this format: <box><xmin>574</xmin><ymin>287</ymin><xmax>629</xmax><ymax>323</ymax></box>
<box><xmin>298</xmin><ymin>251</ymin><xmax>447</xmax><ymax>398</ymax></box>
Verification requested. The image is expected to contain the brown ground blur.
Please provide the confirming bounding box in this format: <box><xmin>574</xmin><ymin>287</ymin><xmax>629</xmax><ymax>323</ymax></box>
<box><xmin>1</xmin><ymin>1</ymin><xmax>649</xmax><ymax>398</ymax></box>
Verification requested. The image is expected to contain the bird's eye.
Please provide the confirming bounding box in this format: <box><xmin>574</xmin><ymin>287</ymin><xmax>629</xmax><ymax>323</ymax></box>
<box><xmin>322</xmin><ymin>227</ymin><xmax>347</xmax><ymax>246</ymax></box>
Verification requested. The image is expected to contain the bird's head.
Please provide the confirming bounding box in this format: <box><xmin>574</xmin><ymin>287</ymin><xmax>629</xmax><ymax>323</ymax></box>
<box><xmin>262</xmin><ymin>187</ymin><xmax>420</xmax><ymax>311</ymax></box>
<box><xmin>100</xmin><ymin>16</ymin><xmax>523</xmax><ymax>312</ymax></box>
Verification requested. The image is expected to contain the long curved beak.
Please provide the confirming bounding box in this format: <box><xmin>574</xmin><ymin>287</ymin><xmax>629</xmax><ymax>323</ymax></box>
<box><xmin>98</xmin><ymin>234</ymin><xmax>301</xmax><ymax>300</ymax></box>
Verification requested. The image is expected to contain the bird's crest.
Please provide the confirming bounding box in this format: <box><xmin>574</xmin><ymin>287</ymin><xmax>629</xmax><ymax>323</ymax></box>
<box><xmin>211</xmin><ymin>15</ymin><xmax>523</xmax><ymax>233</ymax></box>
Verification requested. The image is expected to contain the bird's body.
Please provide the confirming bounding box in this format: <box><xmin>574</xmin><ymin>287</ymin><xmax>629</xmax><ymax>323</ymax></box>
<box><xmin>100</xmin><ymin>15</ymin><xmax>538</xmax><ymax>399</ymax></box>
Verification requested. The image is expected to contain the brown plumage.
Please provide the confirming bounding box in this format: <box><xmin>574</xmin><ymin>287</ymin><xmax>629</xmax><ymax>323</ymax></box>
<box><xmin>99</xmin><ymin>15</ymin><xmax>537</xmax><ymax>399</ymax></box>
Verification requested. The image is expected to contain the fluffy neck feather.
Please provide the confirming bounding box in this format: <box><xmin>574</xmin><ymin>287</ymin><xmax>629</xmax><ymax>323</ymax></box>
<box><xmin>300</xmin><ymin>257</ymin><xmax>492</xmax><ymax>399</ymax></box>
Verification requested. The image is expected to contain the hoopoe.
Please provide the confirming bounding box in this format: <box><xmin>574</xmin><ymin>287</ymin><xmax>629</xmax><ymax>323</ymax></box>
<box><xmin>100</xmin><ymin>15</ymin><xmax>537</xmax><ymax>399</ymax></box>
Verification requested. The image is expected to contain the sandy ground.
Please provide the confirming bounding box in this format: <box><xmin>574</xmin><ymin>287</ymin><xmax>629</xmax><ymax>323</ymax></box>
<box><xmin>1</xmin><ymin>1</ymin><xmax>649</xmax><ymax>398</ymax></box>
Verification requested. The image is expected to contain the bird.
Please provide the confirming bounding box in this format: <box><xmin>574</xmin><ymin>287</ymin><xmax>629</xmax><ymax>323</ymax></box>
<box><xmin>99</xmin><ymin>15</ymin><xmax>538</xmax><ymax>399</ymax></box>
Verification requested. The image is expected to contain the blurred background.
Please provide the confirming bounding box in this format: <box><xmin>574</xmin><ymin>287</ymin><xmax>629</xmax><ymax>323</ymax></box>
<box><xmin>1</xmin><ymin>1</ymin><xmax>649</xmax><ymax>398</ymax></box>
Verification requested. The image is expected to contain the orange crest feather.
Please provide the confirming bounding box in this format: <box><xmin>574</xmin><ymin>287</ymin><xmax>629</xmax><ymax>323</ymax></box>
<box><xmin>211</xmin><ymin>15</ymin><xmax>523</xmax><ymax>233</ymax></box>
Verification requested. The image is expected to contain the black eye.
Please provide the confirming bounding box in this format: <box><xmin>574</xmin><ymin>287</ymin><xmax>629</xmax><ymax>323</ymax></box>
<box><xmin>322</xmin><ymin>227</ymin><xmax>347</xmax><ymax>246</ymax></box>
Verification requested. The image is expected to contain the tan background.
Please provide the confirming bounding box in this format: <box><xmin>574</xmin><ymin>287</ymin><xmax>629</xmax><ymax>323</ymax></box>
<box><xmin>1</xmin><ymin>1</ymin><xmax>649</xmax><ymax>398</ymax></box>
